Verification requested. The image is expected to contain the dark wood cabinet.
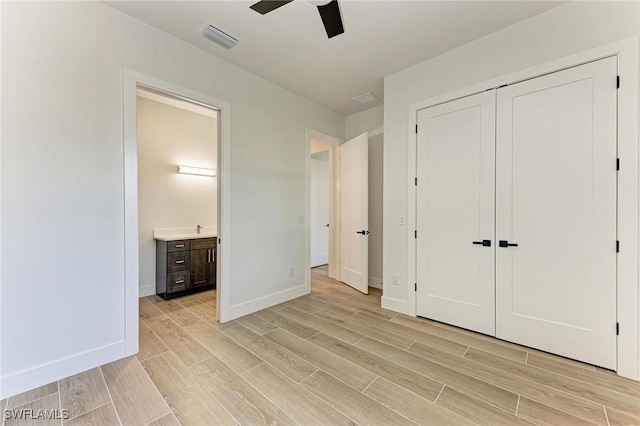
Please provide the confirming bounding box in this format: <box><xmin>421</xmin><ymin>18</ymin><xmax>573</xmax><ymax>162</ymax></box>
<box><xmin>156</xmin><ymin>237</ymin><xmax>216</xmax><ymax>299</ymax></box>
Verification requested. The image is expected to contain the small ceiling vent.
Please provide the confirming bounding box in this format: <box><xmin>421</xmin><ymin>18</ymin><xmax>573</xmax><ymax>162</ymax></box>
<box><xmin>201</xmin><ymin>23</ymin><xmax>239</xmax><ymax>50</ymax></box>
<box><xmin>352</xmin><ymin>92</ymin><xmax>380</xmax><ymax>105</ymax></box>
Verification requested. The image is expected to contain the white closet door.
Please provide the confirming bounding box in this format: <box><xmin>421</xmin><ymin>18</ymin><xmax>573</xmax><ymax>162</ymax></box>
<box><xmin>417</xmin><ymin>90</ymin><xmax>496</xmax><ymax>336</ymax></box>
<box><xmin>496</xmin><ymin>57</ymin><xmax>617</xmax><ymax>368</ymax></box>
<box><xmin>310</xmin><ymin>157</ymin><xmax>329</xmax><ymax>267</ymax></box>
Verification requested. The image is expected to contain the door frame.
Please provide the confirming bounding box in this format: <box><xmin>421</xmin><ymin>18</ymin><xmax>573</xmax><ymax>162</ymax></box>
<box><xmin>123</xmin><ymin>69</ymin><xmax>232</xmax><ymax>356</ymax></box>
<box><xmin>305</xmin><ymin>129</ymin><xmax>342</xmax><ymax>291</ymax></box>
<box><xmin>405</xmin><ymin>37</ymin><xmax>639</xmax><ymax>380</ymax></box>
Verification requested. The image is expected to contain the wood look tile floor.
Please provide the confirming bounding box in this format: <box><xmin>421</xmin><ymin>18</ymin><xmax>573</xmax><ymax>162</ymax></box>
<box><xmin>3</xmin><ymin>265</ymin><xmax>640</xmax><ymax>425</ymax></box>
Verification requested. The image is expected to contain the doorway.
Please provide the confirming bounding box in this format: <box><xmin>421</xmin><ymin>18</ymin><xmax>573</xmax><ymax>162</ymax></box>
<box><xmin>123</xmin><ymin>70</ymin><xmax>232</xmax><ymax>356</ymax></box>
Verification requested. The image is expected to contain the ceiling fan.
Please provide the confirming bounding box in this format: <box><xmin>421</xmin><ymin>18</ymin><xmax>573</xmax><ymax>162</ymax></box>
<box><xmin>249</xmin><ymin>0</ymin><xmax>345</xmax><ymax>39</ymax></box>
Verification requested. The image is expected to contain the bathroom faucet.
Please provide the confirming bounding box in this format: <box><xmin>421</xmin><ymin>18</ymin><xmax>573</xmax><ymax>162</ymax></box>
<box><xmin>197</xmin><ymin>225</ymin><xmax>202</xmax><ymax>234</ymax></box>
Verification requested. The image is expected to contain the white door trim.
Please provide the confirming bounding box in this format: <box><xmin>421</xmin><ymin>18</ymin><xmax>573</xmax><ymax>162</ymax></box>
<box><xmin>406</xmin><ymin>36</ymin><xmax>639</xmax><ymax>380</ymax></box>
<box><xmin>305</xmin><ymin>129</ymin><xmax>343</xmax><ymax>292</ymax></box>
<box><xmin>123</xmin><ymin>69</ymin><xmax>233</xmax><ymax>356</ymax></box>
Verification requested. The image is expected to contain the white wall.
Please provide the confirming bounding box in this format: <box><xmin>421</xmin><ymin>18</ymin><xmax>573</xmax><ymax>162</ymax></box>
<box><xmin>137</xmin><ymin>96</ymin><xmax>217</xmax><ymax>296</ymax></box>
<box><xmin>383</xmin><ymin>1</ymin><xmax>640</xmax><ymax>314</ymax></box>
<box><xmin>0</xmin><ymin>1</ymin><xmax>344</xmax><ymax>398</ymax></box>
<box><xmin>344</xmin><ymin>106</ymin><xmax>384</xmax><ymax>288</ymax></box>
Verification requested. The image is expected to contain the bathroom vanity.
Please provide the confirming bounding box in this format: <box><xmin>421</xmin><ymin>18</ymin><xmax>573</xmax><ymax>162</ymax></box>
<box><xmin>154</xmin><ymin>228</ymin><xmax>217</xmax><ymax>300</ymax></box>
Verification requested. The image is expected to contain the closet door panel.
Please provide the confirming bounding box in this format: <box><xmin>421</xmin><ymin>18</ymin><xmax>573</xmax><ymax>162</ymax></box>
<box><xmin>416</xmin><ymin>90</ymin><xmax>496</xmax><ymax>336</ymax></box>
<box><xmin>495</xmin><ymin>57</ymin><xmax>617</xmax><ymax>368</ymax></box>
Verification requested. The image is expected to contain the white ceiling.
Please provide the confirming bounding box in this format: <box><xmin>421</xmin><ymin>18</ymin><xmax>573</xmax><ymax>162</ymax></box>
<box><xmin>105</xmin><ymin>0</ymin><xmax>565</xmax><ymax>115</ymax></box>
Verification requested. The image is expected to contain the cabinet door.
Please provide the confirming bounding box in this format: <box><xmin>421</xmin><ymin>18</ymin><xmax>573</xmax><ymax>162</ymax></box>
<box><xmin>495</xmin><ymin>57</ymin><xmax>617</xmax><ymax>368</ymax></box>
<box><xmin>191</xmin><ymin>248</ymin><xmax>215</xmax><ymax>288</ymax></box>
<box><xmin>416</xmin><ymin>90</ymin><xmax>496</xmax><ymax>336</ymax></box>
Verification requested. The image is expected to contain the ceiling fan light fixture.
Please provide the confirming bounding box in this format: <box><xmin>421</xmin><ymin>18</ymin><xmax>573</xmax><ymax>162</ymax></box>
<box><xmin>352</xmin><ymin>92</ymin><xmax>380</xmax><ymax>105</ymax></box>
<box><xmin>200</xmin><ymin>23</ymin><xmax>240</xmax><ymax>50</ymax></box>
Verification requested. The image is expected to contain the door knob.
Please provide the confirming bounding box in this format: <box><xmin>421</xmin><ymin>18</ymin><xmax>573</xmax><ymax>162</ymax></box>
<box><xmin>472</xmin><ymin>240</ymin><xmax>491</xmax><ymax>247</ymax></box>
<box><xmin>499</xmin><ymin>240</ymin><xmax>518</xmax><ymax>248</ymax></box>
<box><xmin>356</xmin><ymin>230</ymin><xmax>370</xmax><ymax>235</ymax></box>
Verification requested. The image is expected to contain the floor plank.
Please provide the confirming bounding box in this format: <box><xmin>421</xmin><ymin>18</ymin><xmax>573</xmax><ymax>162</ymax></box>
<box><xmin>407</xmin><ymin>341</ymin><xmax>609</xmax><ymax>425</ymax></box>
<box><xmin>139</xmin><ymin>298</ymin><xmax>169</xmax><ymax>324</ymax></box>
<box><xmin>253</xmin><ymin>308</ymin><xmax>319</xmax><ymax>339</ymax></box>
<box><xmin>278</xmin><ymin>306</ymin><xmax>363</xmax><ymax>344</ymax></box>
<box><xmin>356</xmin><ymin>337</ymin><xmax>518</xmax><ymax>413</ymax></box>
<box><xmin>190</xmin><ymin>356</ymin><xmax>296</xmax><ymax>426</ymax></box>
<box><xmin>436</xmin><ymin>386</ymin><xmax>532</xmax><ymax>426</ymax></box>
<box><xmin>242</xmin><ymin>363</ymin><xmax>355</xmax><ymax>425</ymax></box>
<box><xmin>527</xmin><ymin>353</ymin><xmax>640</xmax><ymax>399</ymax></box>
<box><xmin>101</xmin><ymin>357</ymin><xmax>170</xmax><ymax>426</ymax></box>
<box><xmin>58</xmin><ymin>368</ymin><xmax>111</xmax><ymax>420</ymax></box>
<box><xmin>308</xmin><ymin>332</ymin><xmax>443</xmax><ymax>401</ymax></box>
<box><xmin>517</xmin><ymin>397</ymin><xmax>598</xmax><ymax>426</ymax></box>
<box><xmin>606</xmin><ymin>407</ymin><xmax>640</xmax><ymax>426</ymax></box>
<box><xmin>183</xmin><ymin>321</ymin><xmax>262</xmax><ymax>374</ymax></box>
<box><xmin>363</xmin><ymin>377</ymin><xmax>474</xmax><ymax>426</ymax></box>
<box><xmin>312</xmin><ymin>309</ymin><xmax>415</xmax><ymax>350</ymax></box>
<box><xmin>63</xmin><ymin>403</ymin><xmax>120</xmax><ymax>426</ymax></box>
<box><xmin>301</xmin><ymin>370</ymin><xmax>415</xmax><ymax>426</ymax></box>
<box><xmin>142</xmin><ymin>351</ymin><xmax>236</xmax><ymax>426</ymax></box>
<box><xmin>5</xmin><ymin>393</ymin><xmax>61</xmax><ymax>426</ymax></box>
<box><xmin>146</xmin><ymin>413</ymin><xmax>181</xmax><ymax>426</ymax></box>
<box><xmin>138</xmin><ymin>321</ymin><xmax>169</xmax><ymax>362</ymax></box>
<box><xmin>264</xmin><ymin>328</ymin><xmax>377</xmax><ymax>391</ymax></box>
<box><xmin>7</xmin><ymin>382</ymin><xmax>58</xmax><ymax>409</ymax></box>
<box><xmin>223</xmin><ymin>324</ymin><xmax>318</xmax><ymax>382</ymax></box>
<box><xmin>147</xmin><ymin>318</ymin><xmax>213</xmax><ymax>367</ymax></box>
<box><xmin>351</xmin><ymin>312</ymin><xmax>469</xmax><ymax>357</ymax></box>
<box><xmin>465</xmin><ymin>347</ymin><xmax>640</xmax><ymax>417</ymax></box>
<box><xmin>234</xmin><ymin>314</ymin><xmax>277</xmax><ymax>335</ymax></box>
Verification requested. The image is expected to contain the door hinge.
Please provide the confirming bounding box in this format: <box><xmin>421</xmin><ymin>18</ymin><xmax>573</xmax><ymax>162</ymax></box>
<box><xmin>415</xmin><ymin>283</ymin><xmax>417</xmax><ymax>292</ymax></box>
<box><xmin>414</xmin><ymin>230</ymin><xmax>417</xmax><ymax>239</ymax></box>
<box><xmin>616</xmin><ymin>322</ymin><xmax>620</xmax><ymax>335</ymax></box>
<box><xmin>617</xmin><ymin>158</ymin><xmax>620</xmax><ymax>171</ymax></box>
<box><xmin>415</xmin><ymin>124</ymin><xmax>418</xmax><ymax>133</ymax></box>
<box><xmin>616</xmin><ymin>240</ymin><xmax>620</xmax><ymax>252</ymax></box>
<box><xmin>414</xmin><ymin>177</ymin><xmax>417</xmax><ymax>186</ymax></box>
<box><xmin>617</xmin><ymin>75</ymin><xmax>620</xmax><ymax>89</ymax></box>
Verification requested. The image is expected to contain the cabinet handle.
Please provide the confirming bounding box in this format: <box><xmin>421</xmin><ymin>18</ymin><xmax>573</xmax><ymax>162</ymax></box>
<box><xmin>175</xmin><ymin>244</ymin><xmax>185</xmax><ymax>248</ymax></box>
<box><xmin>175</xmin><ymin>279</ymin><xmax>184</xmax><ymax>284</ymax></box>
<box><xmin>208</xmin><ymin>249</ymin><xmax>212</xmax><ymax>263</ymax></box>
<box><xmin>175</xmin><ymin>260</ymin><xmax>185</xmax><ymax>264</ymax></box>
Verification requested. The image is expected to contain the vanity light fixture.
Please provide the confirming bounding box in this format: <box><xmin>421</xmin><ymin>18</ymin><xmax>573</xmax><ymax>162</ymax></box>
<box><xmin>177</xmin><ymin>165</ymin><xmax>216</xmax><ymax>177</ymax></box>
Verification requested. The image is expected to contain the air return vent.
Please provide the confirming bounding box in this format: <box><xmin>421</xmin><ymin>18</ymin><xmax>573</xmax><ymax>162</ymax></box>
<box><xmin>352</xmin><ymin>92</ymin><xmax>380</xmax><ymax>105</ymax></box>
<box><xmin>201</xmin><ymin>23</ymin><xmax>239</xmax><ymax>50</ymax></box>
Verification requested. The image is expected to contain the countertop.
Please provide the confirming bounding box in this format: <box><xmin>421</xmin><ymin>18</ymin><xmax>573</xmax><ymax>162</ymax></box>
<box><xmin>153</xmin><ymin>227</ymin><xmax>217</xmax><ymax>241</ymax></box>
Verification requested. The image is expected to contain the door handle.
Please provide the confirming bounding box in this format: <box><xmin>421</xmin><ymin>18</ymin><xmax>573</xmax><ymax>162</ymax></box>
<box><xmin>325</xmin><ymin>224</ymin><xmax>330</xmax><ymax>227</ymax></box>
<box><xmin>472</xmin><ymin>240</ymin><xmax>491</xmax><ymax>247</ymax></box>
<box><xmin>499</xmin><ymin>240</ymin><xmax>518</xmax><ymax>248</ymax></box>
<box><xmin>356</xmin><ymin>230</ymin><xmax>370</xmax><ymax>235</ymax></box>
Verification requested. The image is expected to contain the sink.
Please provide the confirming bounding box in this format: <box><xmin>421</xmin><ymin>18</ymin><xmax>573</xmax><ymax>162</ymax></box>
<box><xmin>153</xmin><ymin>226</ymin><xmax>217</xmax><ymax>241</ymax></box>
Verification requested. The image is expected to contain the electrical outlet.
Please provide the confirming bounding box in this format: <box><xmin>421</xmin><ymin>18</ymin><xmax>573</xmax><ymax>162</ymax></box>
<box><xmin>399</xmin><ymin>216</ymin><xmax>406</xmax><ymax>225</ymax></box>
<box><xmin>392</xmin><ymin>274</ymin><xmax>399</xmax><ymax>286</ymax></box>
<box><xmin>298</xmin><ymin>216</ymin><xmax>305</xmax><ymax>224</ymax></box>
<box><xmin>289</xmin><ymin>267</ymin><xmax>295</xmax><ymax>277</ymax></box>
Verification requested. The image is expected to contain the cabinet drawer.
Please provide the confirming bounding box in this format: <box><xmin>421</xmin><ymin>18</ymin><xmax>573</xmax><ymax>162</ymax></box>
<box><xmin>191</xmin><ymin>238</ymin><xmax>217</xmax><ymax>250</ymax></box>
<box><xmin>168</xmin><ymin>240</ymin><xmax>190</xmax><ymax>252</ymax></box>
<box><xmin>167</xmin><ymin>252</ymin><xmax>190</xmax><ymax>272</ymax></box>
<box><xmin>167</xmin><ymin>271</ymin><xmax>190</xmax><ymax>293</ymax></box>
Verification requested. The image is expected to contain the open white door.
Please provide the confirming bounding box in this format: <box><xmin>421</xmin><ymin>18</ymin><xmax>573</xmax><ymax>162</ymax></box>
<box><xmin>495</xmin><ymin>57</ymin><xmax>617</xmax><ymax>368</ymax></box>
<box><xmin>340</xmin><ymin>132</ymin><xmax>369</xmax><ymax>294</ymax></box>
<box><xmin>310</xmin><ymin>156</ymin><xmax>330</xmax><ymax>267</ymax></box>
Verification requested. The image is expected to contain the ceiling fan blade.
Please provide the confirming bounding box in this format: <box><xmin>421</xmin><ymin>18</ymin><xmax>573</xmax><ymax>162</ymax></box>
<box><xmin>317</xmin><ymin>0</ymin><xmax>344</xmax><ymax>39</ymax></box>
<box><xmin>250</xmin><ymin>0</ymin><xmax>294</xmax><ymax>15</ymax></box>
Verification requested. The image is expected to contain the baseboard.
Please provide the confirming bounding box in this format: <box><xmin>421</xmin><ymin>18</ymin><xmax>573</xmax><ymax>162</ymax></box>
<box><xmin>381</xmin><ymin>296</ymin><xmax>412</xmax><ymax>316</ymax></box>
<box><xmin>139</xmin><ymin>283</ymin><xmax>155</xmax><ymax>298</ymax></box>
<box><xmin>222</xmin><ymin>284</ymin><xmax>308</xmax><ymax>322</ymax></box>
<box><xmin>0</xmin><ymin>340</ymin><xmax>125</xmax><ymax>400</ymax></box>
<box><xmin>368</xmin><ymin>276</ymin><xmax>382</xmax><ymax>289</ymax></box>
